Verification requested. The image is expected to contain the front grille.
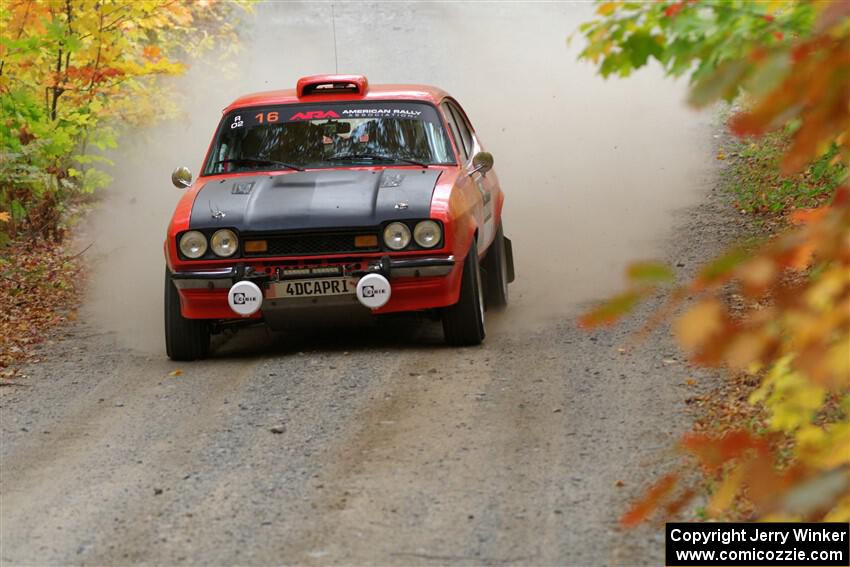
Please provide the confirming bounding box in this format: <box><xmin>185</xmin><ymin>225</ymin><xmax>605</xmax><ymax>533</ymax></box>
<box><xmin>243</xmin><ymin>231</ymin><xmax>380</xmax><ymax>257</ymax></box>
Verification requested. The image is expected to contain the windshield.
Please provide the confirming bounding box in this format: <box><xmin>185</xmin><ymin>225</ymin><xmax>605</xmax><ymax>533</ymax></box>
<box><xmin>203</xmin><ymin>101</ymin><xmax>456</xmax><ymax>175</ymax></box>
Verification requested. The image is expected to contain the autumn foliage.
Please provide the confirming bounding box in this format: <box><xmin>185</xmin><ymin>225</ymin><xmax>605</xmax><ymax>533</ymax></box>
<box><xmin>0</xmin><ymin>0</ymin><xmax>251</xmax><ymax>242</ymax></box>
<box><xmin>578</xmin><ymin>1</ymin><xmax>849</xmax><ymax>523</ymax></box>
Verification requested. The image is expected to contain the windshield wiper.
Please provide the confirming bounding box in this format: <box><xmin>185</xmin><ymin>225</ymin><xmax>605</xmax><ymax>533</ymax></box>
<box><xmin>329</xmin><ymin>153</ymin><xmax>429</xmax><ymax>168</ymax></box>
<box><xmin>214</xmin><ymin>157</ymin><xmax>303</xmax><ymax>171</ymax></box>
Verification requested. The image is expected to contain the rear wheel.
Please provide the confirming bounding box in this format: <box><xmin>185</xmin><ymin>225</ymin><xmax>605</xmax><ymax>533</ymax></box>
<box><xmin>483</xmin><ymin>223</ymin><xmax>509</xmax><ymax>309</ymax></box>
<box><xmin>164</xmin><ymin>269</ymin><xmax>211</xmax><ymax>361</ymax></box>
<box><xmin>442</xmin><ymin>241</ymin><xmax>486</xmax><ymax>346</ymax></box>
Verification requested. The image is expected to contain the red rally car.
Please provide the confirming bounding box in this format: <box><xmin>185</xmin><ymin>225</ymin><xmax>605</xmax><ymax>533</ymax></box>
<box><xmin>164</xmin><ymin>74</ymin><xmax>514</xmax><ymax>360</ymax></box>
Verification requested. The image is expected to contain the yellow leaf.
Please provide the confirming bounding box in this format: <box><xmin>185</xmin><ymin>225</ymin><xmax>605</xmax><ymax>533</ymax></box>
<box><xmin>823</xmin><ymin>498</ymin><xmax>850</xmax><ymax>523</ymax></box>
<box><xmin>755</xmin><ymin>357</ymin><xmax>826</xmax><ymax>434</ymax></box>
<box><xmin>795</xmin><ymin>424</ymin><xmax>826</xmax><ymax>455</ymax></box>
<box><xmin>807</xmin><ymin>423</ymin><xmax>850</xmax><ymax>469</ymax></box>
<box><xmin>765</xmin><ymin>0</ymin><xmax>787</xmax><ymax>13</ymax></box>
<box><xmin>0</xmin><ymin>212</ymin><xmax>10</xmax><ymax>223</ymax></box>
<box><xmin>709</xmin><ymin>462</ymin><xmax>746</xmax><ymax>517</ymax></box>
<box><xmin>168</xmin><ymin>369</ymin><xmax>183</xmax><ymax>377</ymax></box>
<box><xmin>825</xmin><ymin>338</ymin><xmax>850</xmax><ymax>389</ymax></box>
<box><xmin>597</xmin><ymin>2</ymin><xmax>620</xmax><ymax>16</ymax></box>
<box><xmin>804</xmin><ymin>266</ymin><xmax>847</xmax><ymax>311</ymax></box>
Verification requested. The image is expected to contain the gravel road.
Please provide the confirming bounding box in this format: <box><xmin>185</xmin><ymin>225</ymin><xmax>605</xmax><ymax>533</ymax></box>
<box><xmin>1</xmin><ymin>3</ymin><xmax>748</xmax><ymax>565</ymax></box>
<box><xmin>0</xmin><ymin>188</ymin><xmax>746</xmax><ymax>566</ymax></box>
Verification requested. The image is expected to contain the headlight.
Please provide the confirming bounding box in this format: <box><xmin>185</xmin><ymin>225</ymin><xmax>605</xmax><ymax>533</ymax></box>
<box><xmin>413</xmin><ymin>220</ymin><xmax>441</xmax><ymax>248</ymax></box>
<box><xmin>383</xmin><ymin>222</ymin><xmax>411</xmax><ymax>250</ymax></box>
<box><xmin>211</xmin><ymin>229</ymin><xmax>239</xmax><ymax>257</ymax></box>
<box><xmin>179</xmin><ymin>231</ymin><xmax>207</xmax><ymax>259</ymax></box>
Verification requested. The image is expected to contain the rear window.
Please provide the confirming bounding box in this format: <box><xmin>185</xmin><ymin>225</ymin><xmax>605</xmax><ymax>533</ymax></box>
<box><xmin>203</xmin><ymin>101</ymin><xmax>456</xmax><ymax>175</ymax></box>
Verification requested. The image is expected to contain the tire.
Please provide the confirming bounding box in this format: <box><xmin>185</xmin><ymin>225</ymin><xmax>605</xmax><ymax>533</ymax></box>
<box><xmin>483</xmin><ymin>223</ymin><xmax>509</xmax><ymax>309</ymax></box>
<box><xmin>164</xmin><ymin>269</ymin><xmax>211</xmax><ymax>361</ymax></box>
<box><xmin>442</xmin><ymin>241</ymin><xmax>486</xmax><ymax>346</ymax></box>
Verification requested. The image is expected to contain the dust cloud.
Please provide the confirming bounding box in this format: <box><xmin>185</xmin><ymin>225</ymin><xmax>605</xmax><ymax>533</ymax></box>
<box><xmin>83</xmin><ymin>2</ymin><xmax>715</xmax><ymax>354</ymax></box>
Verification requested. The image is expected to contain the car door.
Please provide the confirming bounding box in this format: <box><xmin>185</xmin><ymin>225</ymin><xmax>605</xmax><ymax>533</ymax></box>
<box><xmin>444</xmin><ymin>100</ymin><xmax>496</xmax><ymax>252</ymax></box>
<box><xmin>441</xmin><ymin>100</ymin><xmax>480</xmax><ymax>253</ymax></box>
<box><xmin>440</xmin><ymin>99</ymin><xmax>496</xmax><ymax>253</ymax></box>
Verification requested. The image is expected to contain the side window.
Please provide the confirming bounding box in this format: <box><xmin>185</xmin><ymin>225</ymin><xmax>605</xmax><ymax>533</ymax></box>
<box><xmin>447</xmin><ymin>101</ymin><xmax>474</xmax><ymax>160</ymax></box>
<box><xmin>440</xmin><ymin>101</ymin><xmax>467</xmax><ymax>162</ymax></box>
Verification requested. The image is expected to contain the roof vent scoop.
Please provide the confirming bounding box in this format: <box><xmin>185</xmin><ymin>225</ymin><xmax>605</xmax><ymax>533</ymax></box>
<box><xmin>296</xmin><ymin>74</ymin><xmax>369</xmax><ymax>97</ymax></box>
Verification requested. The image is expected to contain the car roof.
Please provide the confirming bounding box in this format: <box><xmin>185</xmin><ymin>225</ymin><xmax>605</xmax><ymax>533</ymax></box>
<box><xmin>223</xmin><ymin>75</ymin><xmax>450</xmax><ymax>113</ymax></box>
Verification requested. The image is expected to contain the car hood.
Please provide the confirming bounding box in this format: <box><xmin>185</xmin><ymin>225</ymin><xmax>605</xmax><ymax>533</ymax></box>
<box><xmin>188</xmin><ymin>169</ymin><xmax>442</xmax><ymax>233</ymax></box>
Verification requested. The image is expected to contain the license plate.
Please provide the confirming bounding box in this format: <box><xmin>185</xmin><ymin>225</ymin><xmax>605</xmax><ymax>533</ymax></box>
<box><xmin>270</xmin><ymin>277</ymin><xmax>355</xmax><ymax>298</ymax></box>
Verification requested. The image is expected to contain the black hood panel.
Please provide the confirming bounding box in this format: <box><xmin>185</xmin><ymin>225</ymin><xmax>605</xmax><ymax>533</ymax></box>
<box><xmin>189</xmin><ymin>169</ymin><xmax>441</xmax><ymax>233</ymax></box>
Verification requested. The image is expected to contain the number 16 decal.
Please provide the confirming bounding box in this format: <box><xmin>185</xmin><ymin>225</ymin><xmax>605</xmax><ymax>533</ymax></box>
<box><xmin>255</xmin><ymin>111</ymin><xmax>279</xmax><ymax>123</ymax></box>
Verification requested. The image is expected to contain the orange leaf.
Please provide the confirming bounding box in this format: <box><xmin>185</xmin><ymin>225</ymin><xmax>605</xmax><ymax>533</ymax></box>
<box><xmin>674</xmin><ymin>299</ymin><xmax>726</xmax><ymax>352</ymax></box>
<box><xmin>723</xmin><ymin>330</ymin><xmax>771</xmax><ymax>370</ymax></box>
<box><xmin>738</xmin><ymin>256</ymin><xmax>777</xmax><ymax>296</ymax></box>
<box><xmin>664</xmin><ymin>488</ymin><xmax>696</xmax><ymax>517</ymax></box>
<box><xmin>790</xmin><ymin>206</ymin><xmax>830</xmax><ymax>225</ymax></box>
<box><xmin>143</xmin><ymin>45</ymin><xmax>162</xmax><ymax>61</ymax></box>
<box><xmin>681</xmin><ymin>430</ymin><xmax>761</xmax><ymax>472</ymax></box>
<box><xmin>621</xmin><ymin>473</ymin><xmax>678</xmax><ymax>527</ymax></box>
<box><xmin>785</xmin><ymin>240</ymin><xmax>816</xmax><ymax>271</ymax></box>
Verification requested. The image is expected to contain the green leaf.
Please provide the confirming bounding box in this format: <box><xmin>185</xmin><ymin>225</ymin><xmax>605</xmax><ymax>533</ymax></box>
<box><xmin>689</xmin><ymin>59</ymin><xmax>750</xmax><ymax>107</ymax></box>
<box><xmin>579</xmin><ymin>290</ymin><xmax>646</xmax><ymax>328</ymax></box>
<box><xmin>697</xmin><ymin>247</ymin><xmax>750</xmax><ymax>287</ymax></box>
<box><xmin>622</xmin><ymin>32</ymin><xmax>664</xmax><ymax>69</ymax></box>
<box><xmin>743</xmin><ymin>50</ymin><xmax>790</xmax><ymax>96</ymax></box>
<box><xmin>10</xmin><ymin>200</ymin><xmax>26</xmax><ymax>221</ymax></box>
<box><xmin>627</xmin><ymin>261</ymin><xmax>675</xmax><ymax>284</ymax></box>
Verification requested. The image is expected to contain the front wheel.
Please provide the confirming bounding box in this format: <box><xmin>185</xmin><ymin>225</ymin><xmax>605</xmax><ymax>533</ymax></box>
<box><xmin>164</xmin><ymin>269</ymin><xmax>211</xmax><ymax>361</ymax></box>
<box><xmin>442</xmin><ymin>241</ymin><xmax>486</xmax><ymax>346</ymax></box>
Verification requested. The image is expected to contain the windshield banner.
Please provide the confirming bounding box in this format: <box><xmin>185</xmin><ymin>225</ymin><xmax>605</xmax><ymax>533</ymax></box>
<box><xmin>226</xmin><ymin>102</ymin><xmax>442</xmax><ymax>130</ymax></box>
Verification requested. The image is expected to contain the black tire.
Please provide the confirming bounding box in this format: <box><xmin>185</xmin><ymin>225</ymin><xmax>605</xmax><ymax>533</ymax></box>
<box><xmin>483</xmin><ymin>223</ymin><xmax>509</xmax><ymax>309</ymax></box>
<box><xmin>442</xmin><ymin>241</ymin><xmax>486</xmax><ymax>346</ymax></box>
<box><xmin>164</xmin><ymin>269</ymin><xmax>211</xmax><ymax>361</ymax></box>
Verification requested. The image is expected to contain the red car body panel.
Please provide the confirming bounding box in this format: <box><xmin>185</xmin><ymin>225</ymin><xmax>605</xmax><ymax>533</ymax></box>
<box><xmin>165</xmin><ymin>75</ymin><xmax>504</xmax><ymax>321</ymax></box>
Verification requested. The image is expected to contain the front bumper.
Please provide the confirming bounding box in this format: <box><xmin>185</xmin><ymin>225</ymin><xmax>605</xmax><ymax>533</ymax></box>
<box><xmin>169</xmin><ymin>255</ymin><xmax>460</xmax><ymax>319</ymax></box>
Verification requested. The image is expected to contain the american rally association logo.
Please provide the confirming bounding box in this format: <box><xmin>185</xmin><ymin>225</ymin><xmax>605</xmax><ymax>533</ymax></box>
<box><xmin>289</xmin><ymin>111</ymin><xmax>340</xmax><ymax>120</ymax></box>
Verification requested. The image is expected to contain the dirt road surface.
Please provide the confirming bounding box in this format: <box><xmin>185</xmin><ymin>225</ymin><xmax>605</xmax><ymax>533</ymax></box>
<box><xmin>1</xmin><ymin>3</ymin><xmax>744</xmax><ymax>565</ymax></box>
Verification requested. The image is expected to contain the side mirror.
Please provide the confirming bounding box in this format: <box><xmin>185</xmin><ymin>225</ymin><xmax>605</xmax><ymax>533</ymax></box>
<box><xmin>469</xmin><ymin>152</ymin><xmax>494</xmax><ymax>176</ymax></box>
<box><xmin>171</xmin><ymin>166</ymin><xmax>193</xmax><ymax>189</ymax></box>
